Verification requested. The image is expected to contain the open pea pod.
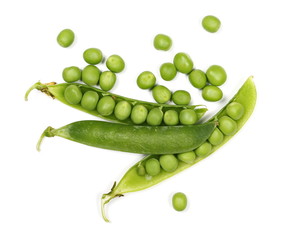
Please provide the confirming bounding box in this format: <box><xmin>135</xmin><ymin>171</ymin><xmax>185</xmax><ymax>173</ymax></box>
<box><xmin>101</xmin><ymin>76</ymin><xmax>257</xmax><ymax>222</ymax></box>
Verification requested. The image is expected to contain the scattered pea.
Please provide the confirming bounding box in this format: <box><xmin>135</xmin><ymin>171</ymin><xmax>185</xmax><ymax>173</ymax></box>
<box><xmin>64</xmin><ymin>85</ymin><xmax>82</xmax><ymax>105</ymax></box>
<box><xmin>188</xmin><ymin>69</ymin><xmax>207</xmax><ymax>89</ymax></box>
<box><xmin>226</xmin><ymin>102</ymin><xmax>245</xmax><ymax>120</ymax></box>
<box><xmin>114</xmin><ymin>101</ymin><xmax>132</xmax><ymax>120</ymax></box>
<box><xmin>96</xmin><ymin>96</ymin><xmax>116</xmax><ymax>116</ymax></box>
<box><xmin>202</xmin><ymin>85</ymin><xmax>223</xmax><ymax>102</ymax></box>
<box><xmin>83</xmin><ymin>48</ymin><xmax>103</xmax><ymax>65</ymax></box>
<box><xmin>160</xmin><ymin>63</ymin><xmax>177</xmax><ymax>81</ymax></box>
<box><xmin>177</xmin><ymin>151</ymin><xmax>196</xmax><ymax>164</ymax></box>
<box><xmin>219</xmin><ymin>116</ymin><xmax>237</xmax><ymax>135</ymax></box>
<box><xmin>99</xmin><ymin>71</ymin><xmax>116</xmax><ymax>91</ymax></box>
<box><xmin>179</xmin><ymin>109</ymin><xmax>197</xmax><ymax>125</ymax></box>
<box><xmin>131</xmin><ymin>104</ymin><xmax>148</xmax><ymax>124</ymax></box>
<box><xmin>202</xmin><ymin>15</ymin><xmax>221</xmax><ymax>33</ymax></box>
<box><xmin>206</xmin><ymin>65</ymin><xmax>227</xmax><ymax>86</ymax></box>
<box><xmin>208</xmin><ymin>128</ymin><xmax>224</xmax><ymax>145</ymax></box>
<box><xmin>172</xmin><ymin>90</ymin><xmax>191</xmax><ymax>105</ymax></box>
<box><xmin>153</xmin><ymin>34</ymin><xmax>172</xmax><ymax>51</ymax></box>
<box><xmin>172</xmin><ymin>192</ymin><xmax>187</xmax><ymax>211</ymax></box>
<box><xmin>82</xmin><ymin>65</ymin><xmax>101</xmax><ymax>86</ymax></box>
<box><xmin>137</xmin><ymin>71</ymin><xmax>156</xmax><ymax>89</ymax></box>
<box><xmin>152</xmin><ymin>85</ymin><xmax>171</xmax><ymax>104</ymax></box>
<box><xmin>145</xmin><ymin>158</ymin><xmax>161</xmax><ymax>176</ymax></box>
<box><xmin>106</xmin><ymin>54</ymin><xmax>125</xmax><ymax>73</ymax></box>
<box><xmin>159</xmin><ymin>155</ymin><xmax>179</xmax><ymax>172</ymax></box>
<box><xmin>81</xmin><ymin>91</ymin><xmax>99</xmax><ymax>111</ymax></box>
<box><xmin>173</xmin><ymin>52</ymin><xmax>193</xmax><ymax>74</ymax></box>
<box><xmin>62</xmin><ymin>66</ymin><xmax>81</xmax><ymax>83</ymax></box>
<box><xmin>57</xmin><ymin>29</ymin><xmax>75</xmax><ymax>48</ymax></box>
<box><xmin>137</xmin><ymin>164</ymin><xmax>146</xmax><ymax>176</ymax></box>
<box><xmin>195</xmin><ymin>141</ymin><xmax>212</xmax><ymax>157</ymax></box>
<box><xmin>163</xmin><ymin>110</ymin><xmax>179</xmax><ymax>126</ymax></box>
<box><xmin>146</xmin><ymin>108</ymin><xmax>164</xmax><ymax>126</ymax></box>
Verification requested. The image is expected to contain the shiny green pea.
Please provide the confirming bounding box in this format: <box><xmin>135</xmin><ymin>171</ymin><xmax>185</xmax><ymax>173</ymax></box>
<box><xmin>173</xmin><ymin>52</ymin><xmax>193</xmax><ymax>74</ymax></box>
<box><xmin>163</xmin><ymin>110</ymin><xmax>179</xmax><ymax>126</ymax></box>
<box><xmin>219</xmin><ymin>116</ymin><xmax>237</xmax><ymax>136</ymax></box>
<box><xmin>206</xmin><ymin>65</ymin><xmax>227</xmax><ymax>86</ymax></box>
<box><xmin>208</xmin><ymin>128</ymin><xmax>224</xmax><ymax>145</ymax></box>
<box><xmin>146</xmin><ymin>108</ymin><xmax>163</xmax><ymax>126</ymax></box>
<box><xmin>82</xmin><ymin>65</ymin><xmax>101</xmax><ymax>86</ymax></box>
<box><xmin>145</xmin><ymin>158</ymin><xmax>161</xmax><ymax>176</ymax></box>
<box><xmin>96</xmin><ymin>96</ymin><xmax>116</xmax><ymax>116</ymax></box>
<box><xmin>179</xmin><ymin>109</ymin><xmax>197</xmax><ymax>125</ymax></box>
<box><xmin>160</xmin><ymin>63</ymin><xmax>177</xmax><ymax>81</ymax></box>
<box><xmin>106</xmin><ymin>55</ymin><xmax>125</xmax><ymax>73</ymax></box>
<box><xmin>152</xmin><ymin>85</ymin><xmax>171</xmax><ymax>104</ymax></box>
<box><xmin>83</xmin><ymin>48</ymin><xmax>103</xmax><ymax>65</ymax></box>
<box><xmin>202</xmin><ymin>85</ymin><xmax>223</xmax><ymax>102</ymax></box>
<box><xmin>195</xmin><ymin>141</ymin><xmax>212</xmax><ymax>157</ymax></box>
<box><xmin>153</xmin><ymin>34</ymin><xmax>172</xmax><ymax>51</ymax></box>
<box><xmin>202</xmin><ymin>15</ymin><xmax>221</xmax><ymax>33</ymax></box>
<box><xmin>57</xmin><ymin>29</ymin><xmax>75</xmax><ymax>48</ymax></box>
<box><xmin>177</xmin><ymin>151</ymin><xmax>196</xmax><ymax>164</ymax></box>
<box><xmin>131</xmin><ymin>105</ymin><xmax>148</xmax><ymax>124</ymax></box>
<box><xmin>188</xmin><ymin>69</ymin><xmax>207</xmax><ymax>89</ymax></box>
<box><xmin>62</xmin><ymin>66</ymin><xmax>81</xmax><ymax>83</ymax></box>
<box><xmin>137</xmin><ymin>71</ymin><xmax>156</xmax><ymax>89</ymax></box>
<box><xmin>114</xmin><ymin>101</ymin><xmax>132</xmax><ymax>120</ymax></box>
<box><xmin>99</xmin><ymin>71</ymin><xmax>116</xmax><ymax>91</ymax></box>
<box><xmin>81</xmin><ymin>91</ymin><xmax>99</xmax><ymax>110</ymax></box>
<box><xmin>159</xmin><ymin>155</ymin><xmax>179</xmax><ymax>172</ymax></box>
<box><xmin>226</xmin><ymin>102</ymin><xmax>245</xmax><ymax>120</ymax></box>
<box><xmin>172</xmin><ymin>192</ymin><xmax>187</xmax><ymax>211</ymax></box>
<box><xmin>64</xmin><ymin>85</ymin><xmax>82</xmax><ymax>105</ymax></box>
<box><xmin>172</xmin><ymin>90</ymin><xmax>191</xmax><ymax>105</ymax></box>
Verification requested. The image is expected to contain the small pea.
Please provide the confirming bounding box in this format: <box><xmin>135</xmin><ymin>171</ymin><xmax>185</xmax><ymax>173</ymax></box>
<box><xmin>99</xmin><ymin>71</ymin><xmax>116</xmax><ymax>91</ymax></box>
<box><xmin>81</xmin><ymin>91</ymin><xmax>99</xmax><ymax>111</ymax></box>
<box><xmin>106</xmin><ymin>55</ymin><xmax>125</xmax><ymax>73</ymax></box>
<box><xmin>188</xmin><ymin>69</ymin><xmax>207</xmax><ymax>89</ymax></box>
<box><xmin>160</xmin><ymin>63</ymin><xmax>177</xmax><ymax>81</ymax></box>
<box><xmin>226</xmin><ymin>102</ymin><xmax>245</xmax><ymax>120</ymax></box>
<box><xmin>114</xmin><ymin>101</ymin><xmax>132</xmax><ymax>120</ymax></box>
<box><xmin>146</xmin><ymin>108</ymin><xmax>164</xmax><ymax>126</ymax></box>
<box><xmin>202</xmin><ymin>85</ymin><xmax>223</xmax><ymax>102</ymax></box>
<box><xmin>62</xmin><ymin>66</ymin><xmax>81</xmax><ymax>83</ymax></box>
<box><xmin>177</xmin><ymin>151</ymin><xmax>196</xmax><ymax>164</ymax></box>
<box><xmin>172</xmin><ymin>90</ymin><xmax>191</xmax><ymax>105</ymax></box>
<box><xmin>173</xmin><ymin>52</ymin><xmax>193</xmax><ymax>74</ymax></box>
<box><xmin>82</xmin><ymin>65</ymin><xmax>101</xmax><ymax>86</ymax></box>
<box><xmin>137</xmin><ymin>164</ymin><xmax>146</xmax><ymax>176</ymax></box>
<box><xmin>159</xmin><ymin>155</ymin><xmax>179</xmax><ymax>172</ymax></box>
<box><xmin>96</xmin><ymin>96</ymin><xmax>116</xmax><ymax>116</ymax></box>
<box><xmin>83</xmin><ymin>48</ymin><xmax>103</xmax><ymax>65</ymax></box>
<box><xmin>152</xmin><ymin>85</ymin><xmax>171</xmax><ymax>104</ymax></box>
<box><xmin>195</xmin><ymin>141</ymin><xmax>212</xmax><ymax>157</ymax></box>
<box><xmin>202</xmin><ymin>15</ymin><xmax>221</xmax><ymax>33</ymax></box>
<box><xmin>219</xmin><ymin>116</ymin><xmax>237</xmax><ymax>136</ymax></box>
<box><xmin>57</xmin><ymin>29</ymin><xmax>75</xmax><ymax>48</ymax></box>
<box><xmin>208</xmin><ymin>128</ymin><xmax>224</xmax><ymax>145</ymax></box>
<box><xmin>137</xmin><ymin>71</ymin><xmax>156</xmax><ymax>89</ymax></box>
<box><xmin>145</xmin><ymin>158</ymin><xmax>161</xmax><ymax>176</ymax></box>
<box><xmin>179</xmin><ymin>109</ymin><xmax>197</xmax><ymax>125</ymax></box>
<box><xmin>163</xmin><ymin>110</ymin><xmax>179</xmax><ymax>126</ymax></box>
<box><xmin>153</xmin><ymin>34</ymin><xmax>172</xmax><ymax>51</ymax></box>
<box><xmin>131</xmin><ymin>105</ymin><xmax>148</xmax><ymax>124</ymax></box>
<box><xmin>64</xmin><ymin>85</ymin><xmax>82</xmax><ymax>105</ymax></box>
<box><xmin>172</xmin><ymin>192</ymin><xmax>187</xmax><ymax>211</ymax></box>
<box><xmin>206</xmin><ymin>65</ymin><xmax>227</xmax><ymax>86</ymax></box>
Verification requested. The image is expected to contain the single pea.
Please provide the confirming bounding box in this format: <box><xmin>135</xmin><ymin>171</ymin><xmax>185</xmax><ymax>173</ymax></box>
<box><xmin>64</xmin><ymin>85</ymin><xmax>82</xmax><ymax>105</ymax></box>
<box><xmin>177</xmin><ymin>151</ymin><xmax>196</xmax><ymax>164</ymax></box>
<box><xmin>106</xmin><ymin>55</ymin><xmax>125</xmax><ymax>73</ymax></box>
<box><xmin>57</xmin><ymin>29</ymin><xmax>75</xmax><ymax>48</ymax></box>
<box><xmin>226</xmin><ymin>102</ymin><xmax>245</xmax><ymax>120</ymax></box>
<box><xmin>160</xmin><ymin>63</ymin><xmax>177</xmax><ymax>81</ymax></box>
<box><xmin>131</xmin><ymin>104</ymin><xmax>148</xmax><ymax>124</ymax></box>
<box><xmin>163</xmin><ymin>110</ymin><xmax>179</xmax><ymax>126</ymax></box>
<box><xmin>152</xmin><ymin>85</ymin><xmax>171</xmax><ymax>104</ymax></box>
<box><xmin>188</xmin><ymin>69</ymin><xmax>207</xmax><ymax>89</ymax></box>
<box><xmin>159</xmin><ymin>155</ymin><xmax>179</xmax><ymax>172</ymax></box>
<box><xmin>202</xmin><ymin>85</ymin><xmax>223</xmax><ymax>102</ymax></box>
<box><xmin>137</xmin><ymin>71</ymin><xmax>156</xmax><ymax>89</ymax></box>
<box><xmin>195</xmin><ymin>141</ymin><xmax>212</xmax><ymax>157</ymax></box>
<box><xmin>114</xmin><ymin>101</ymin><xmax>132</xmax><ymax>120</ymax></box>
<box><xmin>153</xmin><ymin>34</ymin><xmax>172</xmax><ymax>51</ymax></box>
<box><xmin>82</xmin><ymin>65</ymin><xmax>101</xmax><ymax>86</ymax></box>
<box><xmin>96</xmin><ymin>96</ymin><xmax>116</xmax><ymax>116</ymax></box>
<box><xmin>173</xmin><ymin>52</ymin><xmax>193</xmax><ymax>74</ymax></box>
<box><xmin>219</xmin><ymin>116</ymin><xmax>237</xmax><ymax>136</ymax></box>
<box><xmin>146</xmin><ymin>108</ymin><xmax>164</xmax><ymax>126</ymax></box>
<box><xmin>172</xmin><ymin>90</ymin><xmax>191</xmax><ymax>105</ymax></box>
<box><xmin>172</xmin><ymin>192</ymin><xmax>187</xmax><ymax>211</ymax></box>
<box><xmin>208</xmin><ymin>128</ymin><xmax>224</xmax><ymax>145</ymax></box>
<box><xmin>179</xmin><ymin>109</ymin><xmax>197</xmax><ymax>125</ymax></box>
<box><xmin>62</xmin><ymin>66</ymin><xmax>81</xmax><ymax>83</ymax></box>
<box><xmin>83</xmin><ymin>48</ymin><xmax>103</xmax><ymax>65</ymax></box>
<box><xmin>137</xmin><ymin>164</ymin><xmax>146</xmax><ymax>176</ymax></box>
<box><xmin>99</xmin><ymin>71</ymin><xmax>116</xmax><ymax>91</ymax></box>
<box><xmin>145</xmin><ymin>158</ymin><xmax>161</xmax><ymax>176</ymax></box>
<box><xmin>202</xmin><ymin>15</ymin><xmax>221</xmax><ymax>33</ymax></box>
<box><xmin>81</xmin><ymin>91</ymin><xmax>99</xmax><ymax>111</ymax></box>
<box><xmin>206</xmin><ymin>65</ymin><xmax>227</xmax><ymax>86</ymax></box>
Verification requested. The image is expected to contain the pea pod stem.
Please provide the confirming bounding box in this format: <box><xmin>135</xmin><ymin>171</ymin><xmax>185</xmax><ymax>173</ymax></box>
<box><xmin>36</xmin><ymin>126</ymin><xmax>55</xmax><ymax>151</ymax></box>
<box><xmin>25</xmin><ymin>81</ymin><xmax>56</xmax><ymax>101</ymax></box>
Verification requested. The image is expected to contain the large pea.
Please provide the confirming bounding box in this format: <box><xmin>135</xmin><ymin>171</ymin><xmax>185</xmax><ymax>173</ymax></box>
<box><xmin>172</xmin><ymin>90</ymin><xmax>191</xmax><ymax>105</ymax></box>
<box><xmin>137</xmin><ymin>71</ymin><xmax>156</xmax><ymax>89</ymax></box>
<box><xmin>106</xmin><ymin>55</ymin><xmax>125</xmax><ymax>73</ymax></box>
<box><xmin>145</xmin><ymin>158</ymin><xmax>161</xmax><ymax>176</ymax></box>
<box><xmin>206</xmin><ymin>65</ymin><xmax>227</xmax><ymax>86</ymax></box>
<box><xmin>173</xmin><ymin>52</ymin><xmax>193</xmax><ymax>74</ymax></box>
<box><xmin>163</xmin><ymin>110</ymin><xmax>179</xmax><ymax>126</ymax></box>
<box><xmin>177</xmin><ymin>151</ymin><xmax>196</xmax><ymax>164</ymax></box>
<box><xmin>208</xmin><ymin>128</ymin><xmax>224</xmax><ymax>145</ymax></box>
<box><xmin>114</xmin><ymin>101</ymin><xmax>132</xmax><ymax>120</ymax></box>
<box><xmin>219</xmin><ymin>116</ymin><xmax>237</xmax><ymax>135</ymax></box>
<box><xmin>179</xmin><ymin>109</ymin><xmax>197</xmax><ymax>125</ymax></box>
<box><xmin>202</xmin><ymin>85</ymin><xmax>223</xmax><ymax>102</ymax></box>
<box><xmin>159</xmin><ymin>155</ymin><xmax>179</xmax><ymax>172</ymax></box>
<box><xmin>188</xmin><ymin>69</ymin><xmax>207</xmax><ymax>89</ymax></box>
<box><xmin>172</xmin><ymin>192</ymin><xmax>187</xmax><ymax>211</ymax></box>
<box><xmin>62</xmin><ymin>66</ymin><xmax>81</xmax><ymax>83</ymax></box>
<box><xmin>131</xmin><ymin>105</ymin><xmax>148</xmax><ymax>124</ymax></box>
<box><xmin>64</xmin><ymin>85</ymin><xmax>82</xmax><ymax>105</ymax></box>
<box><xmin>226</xmin><ymin>102</ymin><xmax>245</xmax><ymax>120</ymax></box>
<box><xmin>57</xmin><ymin>29</ymin><xmax>75</xmax><ymax>48</ymax></box>
<box><xmin>99</xmin><ymin>71</ymin><xmax>116</xmax><ymax>91</ymax></box>
<box><xmin>81</xmin><ymin>91</ymin><xmax>99</xmax><ymax>110</ymax></box>
<box><xmin>160</xmin><ymin>63</ymin><xmax>177</xmax><ymax>81</ymax></box>
<box><xmin>83</xmin><ymin>48</ymin><xmax>103</xmax><ymax>65</ymax></box>
<box><xmin>195</xmin><ymin>141</ymin><xmax>212</xmax><ymax>157</ymax></box>
<box><xmin>153</xmin><ymin>34</ymin><xmax>172</xmax><ymax>51</ymax></box>
<box><xmin>96</xmin><ymin>96</ymin><xmax>116</xmax><ymax>116</ymax></box>
<box><xmin>82</xmin><ymin>65</ymin><xmax>101</xmax><ymax>86</ymax></box>
<box><xmin>146</xmin><ymin>108</ymin><xmax>163</xmax><ymax>126</ymax></box>
<box><xmin>152</xmin><ymin>85</ymin><xmax>171</xmax><ymax>104</ymax></box>
<box><xmin>202</xmin><ymin>15</ymin><xmax>221</xmax><ymax>33</ymax></box>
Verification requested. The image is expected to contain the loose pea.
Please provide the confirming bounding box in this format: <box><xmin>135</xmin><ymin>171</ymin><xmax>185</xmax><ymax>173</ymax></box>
<box><xmin>83</xmin><ymin>48</ymin><xmax>103</xmax><ymax>65</ymax></box>
<box><xmin>172</xmin><ymin>192</ymin><xmax>187</xmax><ymax>211</ymax></box>
<box><xmin>64</xmin><ymin>85</ymin><xmax>82</xmax><ymax>105</ymax></box>
<box><xmin>145</xmin><ymin>158</ymin><xmax>161</xmax><ymax>176</ymax></box>
<box><xmin>172</xmin><ymin>90</ymin><xmax>191</xmax><ymax>105</ymax></box>
<box><xmin>179</xmin><ymin>109</ymin><xmax>197</xmax><ymax>125</ymax></box>
<box><xmin>226</xmin><ymin>102</ymin><xmax>245</xmax><ymax>120</ymax></box>
<box><xmin>57</xmin><ymin>29</ymin><xmax>75</xmax><ymax>48</ymax></box>
<box><xmin>173</xmin><ymin>52</ymin><xmax>193</xmax><ymax>74</ymax></box>
<box><xmin>96</xmin><ymin>96</ymin><xmax>116</xmax><ymax>116</ymax></box>
<box><xmin>99</xmin><ymin>71</ymin><xmax>116</xmax><ymax>91</ymax></box>
<box><xmin>188</xmin><ymin>69</ymin><xmax>207</xmax><ymax>89</ymax></box>
<box><xmin>146</xmin><ymin>108</ymin><xmax>163</xmax><ymax>126</ymax></box>
<box><xmin>152</xmin><ymin>85</ymin><xmax>171</xmax><ymax>104</ymax></box>
<box><xmin>160</xmin><ymin>63</ymin><xmax>177</xmax><ymax>81</ymax></box>
<box><xmin>219</xmin><ymin>116</ymin><xmax>237</xmax><ymax>136</ymax></box>
<box><xmin>81</xmin><ymin>91</ymin><xmax>99</xmax><ymax>111</ymax></box>
<box><xmin>202</xmin><ymin>15</ymin><xmax>221</xmax><ymax>33</ymax></box>
<box><xmin>177</xmin><ymin>151</ymin><xmax>196</xmax><ymax>164</ymax></box>
<box><xmin>159</xmin><ymin>155</ymin><xmax>179</xmax><ymax>172</ymax></box>
<box><xmin>114</xmin><ymin>101</ymin><xmax>132</xmax><ymax>120</ymax></box>
<box><xmin>202</xmin><ymin>85</ymin><xmax>223</xmax><ymax>102</ymax></box>
<box><xmin>137</xmin><ymin>71</ymin><xmax>156</xmax><ymax>89</ymax></box>
<box><xmin>208</xmin><ymin>128</ymin><xmax>224</xmax><ymax>145</ymax></box>
<box><xmin>137</xmin><ymin>164</ymin><xmax>146</xmax><ymax>176</ymax></box>
<box><xmin>206</xmin><ymin>65</ymin><xmax>227</xmax><ymax>86</ymax></box>
<box><xmin>131</xmin><ymin>104</ymin><xmax>148</xmax><ymax>124</ymax></box>
<box><xmin>153</xmin><ymin>34</ymin><xmax>172</xmax><ymax>51</ymax></box>
<box><xmin>82</xmin><ymin>65</ymin><xmax>101</xmax><ymax>86</ymax></box>
<box><xmin>195</xmin><ymin>141</ymin><xmax>212</xmax><ymax>157</ymax></box>
<box><xmin>62</xmin><ymin>66</ymin><xmax>81</xmax><ymax>83</ymax></box>
<box><xmin>163</xmin><ymin>110</ymin><xmax>179</xmax><ymax>126</ymax></box>
<box><xmin>106</xmin><ymin>55</ymin><xmax>125</xmax><ymax>73</ymax></box>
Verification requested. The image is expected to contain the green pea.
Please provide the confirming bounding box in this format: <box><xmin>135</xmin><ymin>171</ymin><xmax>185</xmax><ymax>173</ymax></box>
<box><xmin>226</xmin><ymin>102</ymin><xmax>245</xmax><ymax>120</ymax></box>
<box><xmin>219</xmin><ymin>116</ymin><xmax>237</xmax><ymax>136</ymax></box>
<box><xmin>195</xmin><ymin>141</ymin><xmax>212</xmax><ymax>157</ymax></box>
<box><xmin>179</xmin><ymin>109</ymin><xmax>197</xmax><ymax>125</ymax></box>
<box><xmin>177</xmin><ymin>151</ymin><xmax>196</xmax><ymax>164</ymax></box>
<box><xmin>57</xmin><ymin>29</ymin><xmax>75</xmax><ymax>48</ymax></box>
<box><xmin>131</xmin><ymin>104</ymin><xmax>148</xmax><ymax>124</ymax></box>
<box><xmin>99</xmin><ymin>71</ymin><xmax>116</xmax><ymax>91</ymax></box>
<box><xmin>172</xmin><ymin>90</ymin><xmax>191</xmax><ymax>105</ymax></box>
<box><xmin>202</xmin><ymin>85</ymin><xmax>223</xmax><ymax>102</ymax></box>
<box><xmin>64</xmin><ymin>85</ymin><xmax>82</xmax><ymax>105</ymax></box>
<box><xmin>172</xmin><ymin>192</ymin><xmax>187</xmax><ymax>211</ymax></box>
<box><xmin>188</xmin><ymin>69</ymin><xmax>207</xmax><ymax>89</ymax></box>
<box><xmin>114</xmin><ymin>101</ymin><xmax>132</xmax><ymax>120</ymax></box>
<box><xmin>206</xmin><ymin>65</ymin><xmax>227</xmax><ymax>86</ymax></box>
<box><xmin>82</xmin><ymin>65</ymin><xmax>101</xmax><ymax>86</ymax></box>
<box><xmin>145</xmin><ymin>158</ymin><xmax>161</xmax><ymax>176</ymax></box>
<box><xmin>152</xmin><ymin>85</ymin><xmax>171</xmax><ymax>104</ymax></box>
<box><xmin>62</xmin><ymin>66</ymin><xmax>81</xmax><ymax>83</ymax></box>
<box><xmin>202</xmin><ymin>15</ymin><xmax>221</xmax><ymax>33</ymax></box>
<box><xmin>81</xmin><ymin>91</ymin><xmax>99</xmax><ymax>111</ymax></box>
<box><xmin>153</xmin><ymin>34</ymin><xmax>172</xmax><ymax>51</ymax></box>
<box><xmin>146</xmin><ymin>108</ymin><xmax>163</xmax><ymax>126</ymax></box>
<box><xmin>208</xmin><ymin>128</ymin><xmax>224</xmax><ymax>145</ymax></box>
<box><xmin>137</xmin><ymin>164</ymin><xmax>146</xmax><ymax>176</ymax></box>
<box><xmin>173</xmin><ymin>52</ymin><xmax>193</xmax><ymax>74</ymax></box>
<box><xmin>106</xmin><ymin>55</ymin><xmax>125</xmax><ymax>73</ymax></box>
<box><xmin>83</xmin><ymin>48</ymin><xmax>103</xmax><ymax>65</ymax></box>
<box><xmin>163</xmin><ymin>110</ymin><xmax>179</xmax><ymax>126</ymax></box>
<box><xmin>160</xmin><ymin>63</ymin><xmax>177</xmax><ymax>81</ymax></box>
<box><xmin>96</xmin><ymin>96</ymin><xmax>116</xmax><ymax>116</ymax></box>
<box><xmin>159</xmin><ymin>155</ymin><xmax>179</xmax><ymax>172</ymax></box>
<box><xmin>137</xmin><ymin>71</ymin><xmax>156</xmax><ymax>89</ymax></box>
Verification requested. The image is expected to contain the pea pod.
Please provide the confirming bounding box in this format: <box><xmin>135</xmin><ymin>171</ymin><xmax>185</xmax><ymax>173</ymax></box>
<box><xmin>101</xmin><ymin>76</ymin><xmax>257</xmax><ymax>222</ymax></box>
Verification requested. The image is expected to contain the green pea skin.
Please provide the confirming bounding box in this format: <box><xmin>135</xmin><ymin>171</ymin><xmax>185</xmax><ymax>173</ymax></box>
<box><xmin>188</xmin><ymin>69</ymin><xmax>207</xmax><ymax>89</ymax></box>
<box><xmin>153</xmin><ymin>34</ymin><xmax>172</xmax><ymax>51</ymax></box>
<box><xmin>64</xmin><ymin>85</ymin><xmax>82</xmax><ymax>105</ymax></box>
<box><xmin>208</xmin><ymin>128</ymin><xmax>224</xmax><ymax>145</ymax></box>
<box><xmin>195</xmin><ymin>141</ymin><xmax>212</xmax><ymax>157</ymax></box>
<box><xmin>202</xmin><ymin>85</ymin><xmax>223</xmax><ymax>102</ymax></box>
<box><xmin>131</xmin><ymin>105</ymin><xmax>148</xmax><ymax>124</ymax></box>
<box><xmin>179</xmin><ymin>109</ymin><xmax>197</xmax><ymax>125</ymax></box>
<box><xmin>57</xmin><ymin>29</ymin><xmax>75</xmax><ymax>48</ymax></box>
<box><xmin>106</xmin><ymin>55</ymin><xmax>125</xmax><ymax>73</ymax></box>
<box><xmin>62</xmin><ymin>66</ymin><xmax>81</xmax><ymax>83</ymax></box>
<box><xmin>177</xmin><ymin>151</ymin><xmax>196</xmax><ymax>164</ymax></box>
<box><xmin>137</xmin><ymin>71</ymin><xmax>156</xmax><ymax>89</ymax></box>
<box><xmin>82</xmin><ymin>65</ymin><xmax>101</xmax><ymax>86</ymax></box>
<box><xmin>219</xmin><ymin>116</ymin><xmax>237</xmax><ymax>136</ymax></box>
<box><xmin>226</xmin><ymin>102</ymin><xmax>245</xmax><ymax>120</ymax></box>
<box><xmin>99</xmin><ymin>71</ymin><xmax>116</xmax><ymax>91</ymax></box>
<box><xmin>152</xmin><ymin>85</ymin><xmax>171</xmax><ymax>104</ymax></box>
<box><xmin>159</xmin><ymin>155</ymin><xmax>179</xmax><ymax>172</ymax></box>
<box><xmin>172</xmin><ymin>90</ymin><xmax>191</xmax><ymax>105</ymax></box>
<box><xmin>114</xmin><ymin>101</ymin><xmax>132</xmax><ymax>120</ymax></box>
<box><xmin>172</xmin><ymin>192</ymin><xmax>187</xmax><ymax>211</ymax></box>
<box><xmin>83</xmin><ymin>48</ymin><xmax>103</xmax><ymax>65</ymax></box>
<box><xmin>160</xmin><ymin>63</ymin><xmax>177</xmax><ymax>81</ymax></box>
<box><xmin>163</xmin><ymin>110</ymin><xmax>179</xmax><ymax>126</ymax></box>
<box><xmin>96</xmin><ymin>96</ymin><xmax>116</xmax><ymax>116</ymax></box>
<box><xmin>173</xmin><ymin>52</ymin><xmax>193</xmax><ymax>74</ymax></box>
<box><xmin>146</xmin><ymin>108</ymin><xmax>163</xmax><ymax>126</ymax></box>
<box><xmin>81</xmin><ymin>91</ymin><xmax>99</xmax><ymax>110</ymax></box>
<box><xmin>202</xmin><ymin>15</ymin><xmax>221</xmax><ymax>33</ymax></box>
<box><xmin>145</xmin><ymin>158</ymin><xmax>161</xmax><ymax>176</ymax></box>
<box><xmin>206</xmin><ymin>65</ymin><xmax>227</xmax><ymax>86</ymax></box>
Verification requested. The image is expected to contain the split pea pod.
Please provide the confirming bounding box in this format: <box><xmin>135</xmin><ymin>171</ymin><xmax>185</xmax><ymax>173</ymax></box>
<box><xmin>101</xmin><ymin>76</ymin><xmax>257</xmax><ymax>222</ymax></box>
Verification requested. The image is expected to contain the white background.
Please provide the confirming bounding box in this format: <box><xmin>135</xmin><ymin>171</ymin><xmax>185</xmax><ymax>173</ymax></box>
<box><xmin>1</xmin><ymin>0</ymin><xmax>284</xmax><ymax>239</ymax></box>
